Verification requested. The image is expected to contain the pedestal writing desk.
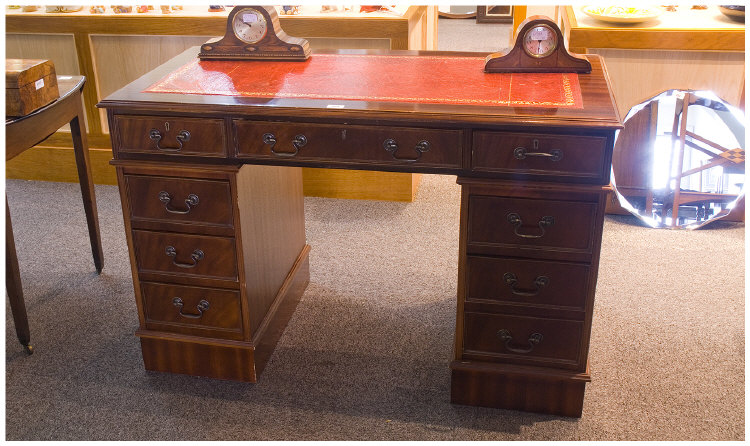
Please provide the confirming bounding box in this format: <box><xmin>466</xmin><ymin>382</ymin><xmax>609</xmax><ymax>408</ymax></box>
<box><xmin>98</xmin><ymin>48</ymin><xmax>620</xmax><ymax>417</ymax></box>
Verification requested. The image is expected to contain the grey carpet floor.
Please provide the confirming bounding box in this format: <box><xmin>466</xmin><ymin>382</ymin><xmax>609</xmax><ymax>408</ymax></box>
<box><xmin>5</xmin><ymin>175</ymin><xmax>745</xmax><ymax>441</ymax></box>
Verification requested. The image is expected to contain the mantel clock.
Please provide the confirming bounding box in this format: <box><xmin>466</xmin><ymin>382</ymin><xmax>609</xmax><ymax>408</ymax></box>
<box><xmin>199</xmin><ymin>6</ymin><xmax>310</xmax><ymax>61</ymax></box>
<box><xmin>484</xmin><ymin>15</ymin><xmax>591</xmax><ymax>73</ymax></box>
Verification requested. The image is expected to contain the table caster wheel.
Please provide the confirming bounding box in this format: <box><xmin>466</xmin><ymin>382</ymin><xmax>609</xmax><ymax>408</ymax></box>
<box><xmin>23</xmin><ymin>344</ymin><xmax>33</xmax><ymax>355</ymax></box>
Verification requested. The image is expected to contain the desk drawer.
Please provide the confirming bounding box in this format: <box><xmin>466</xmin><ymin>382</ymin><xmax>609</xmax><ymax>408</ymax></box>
<box><xmin>463</xmin><ymin>311</ymin><xmax>583</xmax><ymax>368</ymax></box>
<box><xmin>465</xmin><ymin>255</ymin><xmax>590</xmax><ymax>312</ymax></box>
<box><xmin>142</xmin><ymin>282</ymin><xmax>243</xmax><ymax>340</ymax></box>
<box><xmin>132</xmin><ymin>230</ymin><xmax>238</xmax><ymax>281</ymax></box>
<box><xmin>467</xmin><ymin>195</ymin><xmax>597</xmax><ymax>259</ymax></box>
<box><xmin>472</xmin><ymin>131</ymin><xmax>609</xmax><ymax>183</ymax></box>
<box><xmin>114</xmin><ymin>115</ymin><xmax>227</xmax><ymax>157</ymax></box>
<box><xmin>124</xmin><ymin>174</ymin><xmax>234</xmax><ymax>228</ymax></box>
<box><xmin>234</xmin><ymin>120</ymin><xmax>462</xmax><ymax>168</ymax></box>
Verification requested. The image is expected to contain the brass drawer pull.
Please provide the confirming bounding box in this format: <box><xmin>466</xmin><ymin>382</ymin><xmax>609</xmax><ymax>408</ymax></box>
<box><xmin>496</xmin><ymin>329</ymin><xmax>543</xmax><ymax>354</ymax></box>
<box><xmin>165</xmin><ymin>246</ymin><xmax>204</xmax><ymax>268</ymax></box>
<box><xmin>172</xmin><ymin>297</ymin><xmax>210</xmax><ymax>319</ymax></box>
<box><xmin>503</xmin><ymin>272</ymin><xmax>549</xmax><ymax>297</ymax></box>
<box><xmin>149</xmin><ymin>128</ymin><xmax>191</xmax><ymax>152</ymax></box>
<box><xmin>513</xmin><ymin>139</ymin><xmax>562</xmax><ymax>161</ymax></box>
<box><xmin>507</xmin><ymin>213</ymin><xmax>554</xmax><ymax>239</ymax></box>
<box><xmin>158</xmin><ymin>191</ymin><xmax>199</xmax><ymax>214</ymax></box>
<box><xmin>263</xmin><ymin>132</ymin><xmax>307</xmax><ymax>157</ymax></box>
<box><xmin>383</xmin><ymin>138</ymin><xmax>430</xmax><ymax>162</ymax></box>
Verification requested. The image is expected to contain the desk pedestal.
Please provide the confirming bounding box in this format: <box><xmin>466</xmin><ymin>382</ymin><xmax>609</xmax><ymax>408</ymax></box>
<box><xmin>450</xmin><ymin>179</ymin><xmax>607</xmax><ymax>417</ymax></box>
<box><xmin>115</xmin><ymin>162</ymin><xmax>309</xmax><ymax>382</ymax></box>
<box><xmin>116</xmin><ymin>160</ymin><xmax>605</xmax><ymax>415</ymax></box>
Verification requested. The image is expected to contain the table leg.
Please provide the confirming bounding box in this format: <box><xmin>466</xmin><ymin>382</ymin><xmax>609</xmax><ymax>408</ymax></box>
<box><xmin>5</xmin><ymin>198</ymin><xmax>33</xmax><ymax>354</ymax></box>
<box><xmin>70</xmin><ymin>99</ymin><xmax>104</xmax><ymax>273</ymax></box>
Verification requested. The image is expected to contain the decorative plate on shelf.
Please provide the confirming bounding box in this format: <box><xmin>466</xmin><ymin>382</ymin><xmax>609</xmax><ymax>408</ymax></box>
<box><xmin>581</xmin><ymin>6</ymin><xmax>661</xmax><ymax>24</ymax></box>
<box><xmin>718</xmin><ymin>5</ymin><xmax>745</xmax><ymax>22</ymax></box>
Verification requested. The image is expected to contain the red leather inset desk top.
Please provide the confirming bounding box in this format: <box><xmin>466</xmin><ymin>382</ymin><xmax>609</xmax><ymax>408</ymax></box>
<box><xmin>144</xmin><ymin>54</ymin><xmax>583</xmax><ymax>109</ymax></box>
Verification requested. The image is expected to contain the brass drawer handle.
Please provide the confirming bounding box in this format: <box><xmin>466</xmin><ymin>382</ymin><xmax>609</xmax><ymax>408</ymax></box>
<box><xmin>172</xmin><ymin>297</ymin><xmax>210</xmax><ymax>319</ymax></box>
<box><xmin>507</xmin><ymin>213</ymin><xmax>554</xmax><ymax>239</ymax></box>
<box><xmin>165</xmin><ymin>246</ymin><xmax>204</xmax><ymax>268</ymax></box>
<box><xmin>149</xmin><ymin>128</ymin><xmax>191</xmax><ymax>152</ymax></box>
<box><xmin>158</xmin><ymin>191</ymin><xmax>199</xmax><ymax>214</ymax></box>
<box><xmin>513</xmin><ymin>139</ymin><xmax>562</xmax><ymax>161</ymax></box>
<box><xmin>497</xmin><ymin>329</ymin><xmax>543</xmax><ymax>354</ymax></box>
<box><xmin>383</xmin><ymin>138</ymin><xmax>430</xmax><ymax>162</ymax></box>
<box><xmin>263</xmin><ymin>132</ymin><xmax>307</xmax><ymax>157</ymax></box>
<box><xmin>503</xmin><ymin>272</ymin><xmax>549</xmax><ymax>297</ymax></box>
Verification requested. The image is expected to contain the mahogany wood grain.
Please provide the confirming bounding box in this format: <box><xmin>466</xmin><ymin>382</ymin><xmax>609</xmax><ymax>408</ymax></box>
<box><xmin>115</xmin><ymin>161</ymin><xmax>239</xmax><ymax>237</ymax></box>
<box><xmin>138</xmin><ymin>244</ymin><xmax>310</xmax><ymax>382</ymax></box>
<box><xmin>235</xmin><ymin>164</ymin><xmax>307</xmax><ymax>336</ymax></box>
<box><xmin>139</xmin><ymin>335</ymin><xmax>259</xmax><ymax>382</ymax></box>
<box><xmin>113</xmin><ymin>115</ymin><xmax>227</xmax><ymax>157</ymax></box>
<box><xmin>115</xmin><ymin>167</ymin><xmax>150</xmax><ymax>328</ymax></box>
<box><xmin>234</xmin><ymin>120</ymin><xmax>463</xmax><ymax>169</ymax></box>
<box><xmin>466</xmin><ymin>195</ymin><xmax>598</xmax><ymax>262</ymax></box>
<box><xmin>471</xmin><ymin>131</ymin><xmax>611</xmax><ymax>183</ymax></box>
<box><xmin>454</xmin><ymin>178</ymin><xmax>609</xmax><ymax>415</ymax></box>
<box><xmin>453</xmin><ymin>177</ymin><xmax>470</xmax><ymax>363</ymax></box>
<box><xmin>451</xmin><ymin>360</ymin><xmax>589</xmax><ymax>417</ymax></box>
<box><xmin>131</xmin><ymin>230</ymin><xmax>238</xmax><ymax>285</ymax></box>
<box><xmin>124</xmin><ymin>174</ymin><xmax>234</xmax><ymax>231</ymax></box>
<box><xmin>141</xmin><ymin>282</ymin><xmax>243</xmax><ymax>340</ymax></box>
<box><xmin>465</xmin><ymin>255</ymin><xmax>591</xmax><ymax>312</ymax></box>
<box><xmin>462</xmin><ymin>311</ymin><xmax>584</xmax><ymax>369</ymax></box>
<box><xmin>251</xmin><ymin>245</ymin><xmax>310</xmax><ymax>374</ymax></box>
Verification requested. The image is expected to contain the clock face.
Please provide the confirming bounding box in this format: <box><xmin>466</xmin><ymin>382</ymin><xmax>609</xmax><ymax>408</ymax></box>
<box><xmin>232</xmin><ymin>8</ymin><xmax>268</xmax><ymax>44</ymax></box>
<box><xmin>522</xmin><ymin>24</ymin><xmax>557</xmax><ymax>58</ymax></box>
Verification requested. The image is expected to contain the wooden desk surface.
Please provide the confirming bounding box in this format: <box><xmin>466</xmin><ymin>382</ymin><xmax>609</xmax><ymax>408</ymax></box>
<box><xmin>99</xmin><ymin>48</ymin><xmax>621</xmax><ymax>131</ymax></box>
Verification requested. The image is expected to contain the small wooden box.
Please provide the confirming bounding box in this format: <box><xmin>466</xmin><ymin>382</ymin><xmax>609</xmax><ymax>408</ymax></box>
<box><xmin>6</xmin><ymin>59</ymin><xmax>60</xmax><ymax>117</ymax></box>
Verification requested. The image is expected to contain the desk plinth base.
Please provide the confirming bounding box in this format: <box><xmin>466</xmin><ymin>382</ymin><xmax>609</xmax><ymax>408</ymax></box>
<box><xmin>137</xmin><ymin>245</ymin><xmax>310</xmax><ymax>382</ymax></box>
<box><xmin>450</xmin><ymin>360</ymin><xmax>591</xmax><ymax>417</ymax></box>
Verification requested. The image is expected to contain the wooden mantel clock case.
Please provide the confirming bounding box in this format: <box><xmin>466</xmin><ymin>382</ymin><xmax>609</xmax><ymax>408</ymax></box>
<box><xmin>98</xmin><ymin>45</ymin><xmax>620</xmax><ymax>417</ymax></box>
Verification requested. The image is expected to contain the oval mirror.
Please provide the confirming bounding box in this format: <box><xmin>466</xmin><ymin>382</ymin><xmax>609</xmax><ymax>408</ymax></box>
<box><xmin>612</xmin><ymin>89</ymin><xmax>745</xmax><ymax>229</ymax></box>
